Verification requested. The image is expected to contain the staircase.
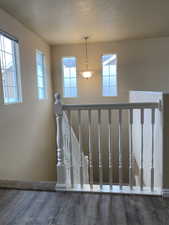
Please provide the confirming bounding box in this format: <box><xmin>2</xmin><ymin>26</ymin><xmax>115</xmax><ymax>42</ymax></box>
<box><xmin>54</xmin><ymin>91</ymin><xmax>169</xmax><ymax>196</ymax></box>
<box><xmin>62</xmin><ymin>111</ymin><xmax>89</xmax><ymax>187</ymax></box>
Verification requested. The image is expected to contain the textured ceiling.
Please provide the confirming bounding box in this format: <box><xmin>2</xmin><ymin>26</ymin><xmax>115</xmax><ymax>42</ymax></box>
<box><xmin>0</xmin><ymin>0</ymin><xmax>169</xmax><ymax>44</ymax></box>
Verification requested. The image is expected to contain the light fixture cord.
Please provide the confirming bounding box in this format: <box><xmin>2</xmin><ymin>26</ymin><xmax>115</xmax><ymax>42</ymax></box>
<box><xmin>85</xmin><ymin>37</ymin><xmax>88</xmax><ymax>70</ymax></box>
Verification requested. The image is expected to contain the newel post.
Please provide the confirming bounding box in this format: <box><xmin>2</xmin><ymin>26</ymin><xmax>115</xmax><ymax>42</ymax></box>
<box><xmin>54</xmin><ymin>93</ymin><xmax>66</xmax><ymax>189</ymax></box>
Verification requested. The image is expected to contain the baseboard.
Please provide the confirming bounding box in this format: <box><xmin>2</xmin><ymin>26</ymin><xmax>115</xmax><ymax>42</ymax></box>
<box><xmin>162</xmin><ymin>189</ymin><xmax>169</xmax><ymax>198</ymax></box>
<box><xmin>55</xmin><ymin>183</ymin><xmax>66</xmax><ymax>190</ymax></box>
<box><xmin>0</xmin><ymin>179</ymin><xmax>56</xmax><ymax>192</ymax></box>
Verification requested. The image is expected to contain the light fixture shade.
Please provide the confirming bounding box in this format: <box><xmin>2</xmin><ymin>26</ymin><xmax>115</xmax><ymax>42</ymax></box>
<box><xmin>81</xmin><ymin>70</ymin><xmax>93</xmax><ymax>79</ymax></box>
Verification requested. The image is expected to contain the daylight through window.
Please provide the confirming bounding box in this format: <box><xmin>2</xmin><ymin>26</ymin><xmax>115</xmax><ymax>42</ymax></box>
<box><xmin>0</xmin><ymin>33</ymin><xmax>22</xmax><ymax>104</ymax></box>
<box><xmin>102</xmin><ymin>54</ymin><xmax>117</xmax><ymax>96</ymax></box>
<box><xmin>36</xmin><ymin>50</ymin><xmax>47</xmax><ymax>100</ymax></box>
<box><xmin>62</xmin><ymin>57</ymin><xmax>77</xmax><ymax>98</ymax></box>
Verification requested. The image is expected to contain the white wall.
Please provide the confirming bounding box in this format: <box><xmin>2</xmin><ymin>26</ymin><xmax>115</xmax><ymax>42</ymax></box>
<box><xmin>0</xmin><ymin>8</ymin><xmax>56</xmax><ymax>181</ymax></box>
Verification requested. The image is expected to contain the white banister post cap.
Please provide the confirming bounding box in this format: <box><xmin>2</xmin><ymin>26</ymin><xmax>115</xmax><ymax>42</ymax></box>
<box><xmin>54</xmin><ymin>93</ymin><xmax>61</xmax><ymax>104</ymax></box>
<box><xmin>54</xmin><ymin>93</ymin><xmax>62</xmax><ymax>114</ymax></box>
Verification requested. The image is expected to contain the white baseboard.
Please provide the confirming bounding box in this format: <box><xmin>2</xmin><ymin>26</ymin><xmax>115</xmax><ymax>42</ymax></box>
<box><xmin>162</xmin><ymin>189</ymin><xmax>169</xmax><ymax>198</ymax></box>
<box><xmin>55</xmin><ymin>184</ymin><xmax>66</xmax><ymax>190</ymax></box>
<box><xmin>55</xmin><ymin>184</ymin><xmax>161</xmax><ymax>196</ymax></box>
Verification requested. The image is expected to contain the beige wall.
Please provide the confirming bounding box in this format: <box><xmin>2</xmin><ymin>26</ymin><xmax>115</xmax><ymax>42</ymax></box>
<box><xmin>51</xmin><ymin>37</ymin><xmax>169</xmax><ymax>183</ymax></box>
<box><xmin>51</xmin><ymin>37</ymin><xmax>169</xmax><ymax>104</ymax></box>
<box><xmin>0</xmin><ymin>8</ymin><xmax>56</xmax><ymax>181</ymax></box>
<box><xmin>1</xmin><ymin>6</ymin><xmax>169</xmax><ymax>184</ymax></box>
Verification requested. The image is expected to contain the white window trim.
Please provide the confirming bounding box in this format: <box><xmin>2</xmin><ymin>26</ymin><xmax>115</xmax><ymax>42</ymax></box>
<box><xmin>13</xmin><ymin>41</ymin><xmax>22</xmax><ymax>104</ymax></box>
<box><xmin>0</xmin><ymin>64</ymin><xmax>4</xmax><ymax>105</ymax></box>
<box><xmin>0</xmin><ymin>32</ymin><xmax>22</xmax><ymax>105</ymax></box>
<box><xmin>36</xmin><ymin>49</ymin><xmax>48</xmax><ymax>100</ymax></box>
<box><xmin>101</xmin><ymin>53</ymin><xmax>118</xmax><ymax>97</ymax></box>
<box><xmin>62</xmin><ymin>56</ymin><xmax>78</xmax><ymax>98</ymax></box>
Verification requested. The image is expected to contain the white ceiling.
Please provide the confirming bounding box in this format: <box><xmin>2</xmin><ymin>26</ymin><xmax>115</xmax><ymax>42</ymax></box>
<box><xmin>0</xmin><ymin>0</ymin><xmax>169</xmax><ymax>44</ymax></box>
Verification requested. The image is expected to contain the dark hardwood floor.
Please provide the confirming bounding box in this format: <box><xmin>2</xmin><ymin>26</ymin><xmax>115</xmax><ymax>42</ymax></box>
<box><xmin>0</xmin><ymin>189</ymin><xmax>168</xmax><ymax>225</ymax></box>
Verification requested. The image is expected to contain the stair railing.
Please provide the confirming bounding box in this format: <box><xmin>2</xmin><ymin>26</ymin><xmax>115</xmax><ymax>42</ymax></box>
<box><xmin>54</xmin><ymin>92</ymin><xmax>161</xmax><ymax>195</ymax></box>
<box><xmin>54</xmin><ymin>93</ymin><xmax>89</xmax><ymax>189</ymax></box>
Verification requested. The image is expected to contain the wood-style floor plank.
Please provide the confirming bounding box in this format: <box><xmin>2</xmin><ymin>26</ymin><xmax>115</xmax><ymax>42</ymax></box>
<box><xmin>0</xmin><ymin>189</ymin><xmax>168</xmax><ymax>225</ymax></box>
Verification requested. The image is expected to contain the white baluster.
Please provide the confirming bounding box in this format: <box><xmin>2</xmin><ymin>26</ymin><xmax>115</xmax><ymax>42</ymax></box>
<box><xmin>118</xmin><ymin>109</ymin><xmax>123</xmax><ymax>190</ymax></box>
<box><xmin>54</xmin><ymin>93</ymin><xmax>66</xmax><ymax>188</ymax></box>
<box><xmin>129</xmin><ymin>109</ymin><xmax>133</xmax><ymax>190</ymax></box>
<box><xmin>88</xmin><ymin>109</ymin><xmax>93</xmax><ymax>189</ymax></box>
<box><xmin>78</xmin><ymin>110</ymin><xmax>83</xmax><ymax>189</ymax></box>
<box><xmin>108</xmin><ymin>109</ymin><xmax>113</xmax><ymax>190</ymax></box>
<box><xmin>98</xmin><ymin>109</ymin><xmax>103</xmax><ymax>190</ymax></box>
<box><xmin>140</xmin><ymin>109</ymin><xmax>144</xmax><ymax>191</ymax></box>
<box><xmin>151</xmin><ymin>108</ymin><xmax>155</xmax><ymax>192</ymax></box>
<box><xmin>68</xmin><ymin>110</ymin><xmax>74</xmax><ymax>188</ymax></box>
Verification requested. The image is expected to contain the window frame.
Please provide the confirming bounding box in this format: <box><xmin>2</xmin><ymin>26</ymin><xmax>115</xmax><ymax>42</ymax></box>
<box><xmin>36</xmin><ymin>49</ymin><xmax>47</xmax><ymax>100</ymax></box>
<box><xmin>62</xmin><ymin>56</ymin><xmax>78</xmax><ymax>98</ymax></box>
<box><xmin>101</xmin><ymin>53</ymin><xmax>118</xmax><ymax>97</ymax></box>
<box><xmin>0</xmin><ymin>31</ymin><xmax>22</xmax><ymax>105</ymax></box>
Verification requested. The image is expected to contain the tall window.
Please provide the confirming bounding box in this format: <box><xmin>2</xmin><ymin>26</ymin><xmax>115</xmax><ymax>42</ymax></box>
<box><xmin>0</xmin><ymin>32</ymin><xmax>22</xmax><ymax>104</ymax></box>
<box><xmin>102</xmin><ymin>54</ymin><xmax>117</xmax><ymax>96</ymax></box>
<box><xmin>62</xmin><ymin>57</ymin><xmax>77</xmax><ymax>98</ymax></box>
<box><xmin>36</xmin><ymin>50</ymin><xmax>47</xmax><ymax>100</ymax></box>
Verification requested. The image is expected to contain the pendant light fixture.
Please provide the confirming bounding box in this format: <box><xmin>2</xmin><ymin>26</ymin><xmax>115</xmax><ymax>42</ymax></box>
<box><xmin>81</xmin><ymin>36</ymin><xmax>93</xmax><ymax>79</ymax></box>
